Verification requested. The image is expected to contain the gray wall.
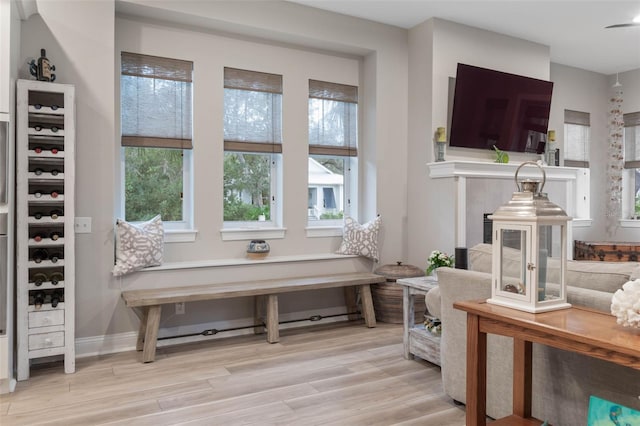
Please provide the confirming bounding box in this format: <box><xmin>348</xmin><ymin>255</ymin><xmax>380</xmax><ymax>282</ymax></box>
<box><xmin>18</xmin><ymin>0</ymin><xmax>640</xmax><ymax>355</ymax></box>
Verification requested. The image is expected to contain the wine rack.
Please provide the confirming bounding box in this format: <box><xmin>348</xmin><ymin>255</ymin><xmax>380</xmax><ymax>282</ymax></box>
<box><xmin>16</xmin><ymin>80</ymin><xmax>75</xmax><ymax>380</ymax></box>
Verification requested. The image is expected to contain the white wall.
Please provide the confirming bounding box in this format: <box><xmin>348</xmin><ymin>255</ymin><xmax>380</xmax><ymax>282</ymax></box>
<box><xmin>20</xmin><ymin>0</ymin><xmax>409</xmax><ymax>347</ymax></box>
<box><xmin>407</xmin><ymin>18</ymin><xmax>551</xmax><ymax>268</ymax></box>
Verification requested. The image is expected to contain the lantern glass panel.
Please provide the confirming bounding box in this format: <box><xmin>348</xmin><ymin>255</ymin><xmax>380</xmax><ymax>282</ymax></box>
<box><xmin>500</xmin><ymin>228</ymin><xmax>527</xmax><ymax>295</ymax></box>
<box><xmin>538</xmin><ymin>224</ymin><xmax>563</xmax><ymax>302</ymax></box>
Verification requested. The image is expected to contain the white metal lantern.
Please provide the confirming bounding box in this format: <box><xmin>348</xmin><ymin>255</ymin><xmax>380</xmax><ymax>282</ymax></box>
<box><xmin>487</xmin><ymin>162</ymin><xmax>572</xmax><ymax>313</ymax></box>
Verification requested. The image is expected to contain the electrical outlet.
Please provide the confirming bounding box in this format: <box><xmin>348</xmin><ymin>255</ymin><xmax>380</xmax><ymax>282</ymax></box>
<box><xmin>74</xmin><ymin>217</ymin><xmax>92</xmax><ymax>233</ymax></box>
<box><xmin>175</xmin><ymin>302</ymin><xmax>185</xmax><ymax>315</ymax></box>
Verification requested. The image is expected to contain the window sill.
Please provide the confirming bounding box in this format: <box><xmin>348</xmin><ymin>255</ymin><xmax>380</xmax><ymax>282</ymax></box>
<box><xmin>305</xmin><ymin>226</ymin><xmax>344</xmax><ymax>238</ymax></box>
<box><xmin>572</xmin><ymin>219</ymin><xmax>592</xmax><ymax>228</ymax></box>
<box><xmin>620</xmin><ymin>219</ymin><xmax>640</xmax><ymax>228</ymax></box>
<box><xmin>142</xmin><ymin>253</ymin><xmax>359</xmax><ymax>271</ymax></box>
<box><xmin>220</xmin><ymin>227</ymin><xmax>287</xmax><ymax>241</ymax></box>
<box><xmin>164</xmin><ymin>229</ymin><xmax>198</xmax><ymax>243</ymax></box>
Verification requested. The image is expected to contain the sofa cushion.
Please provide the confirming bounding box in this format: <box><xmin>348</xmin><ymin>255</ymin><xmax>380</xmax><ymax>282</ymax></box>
<box><xmin>468</xmin><ymin>243</ymin><xmax>639</xmax><ymax>293</ymax></box>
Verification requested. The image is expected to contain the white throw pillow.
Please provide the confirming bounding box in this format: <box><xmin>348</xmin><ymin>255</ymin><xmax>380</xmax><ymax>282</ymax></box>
<box><xmin>113</xmin><ymin>215</ymin><xmax>164</xmax><ymax>277</ymax></box>
<box><xmin>336</xmin><ymin>216</ymin><xmax>381</xmax><ymax>262</ymax></box>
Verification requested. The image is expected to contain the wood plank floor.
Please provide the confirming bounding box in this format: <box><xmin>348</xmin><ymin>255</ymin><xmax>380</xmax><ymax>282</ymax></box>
<box><xmin>0</xmin><ymin>321</ymin><xmax>466</xmax><ymax>425</ymax></box>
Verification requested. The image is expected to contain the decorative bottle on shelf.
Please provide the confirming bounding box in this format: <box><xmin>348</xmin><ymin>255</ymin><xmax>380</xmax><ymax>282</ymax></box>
<box><xmin>29</xmin><ymin>49</ymin><xmax>56</xmax><ymax>82</ymax></box>
<box><xmin>49</xmin><ymin>272</ymin><xmax>64</xmax><ymax>285</ymax></box>
<box><xmin>51</xmin><ymin>290</ymin><xmax>63</xmax><ymax>308</ymax></box>
<box><xmin>32</xmin><ymin>273</ymin><xmax>48</xmax><ymax>286</ymax></box>
<box><xmin>49</xmin><ymin>251</ymin><xmax>63</xmax><ymax>263</ymax></box>
<box><xmin>33</xmin><ymin>292</ymin><xmax>45</xmax><ymax>309</ymax></box>
<box><xmin>32</xmin><ymin>248</ymin><xmax>49</xmax><ymax>263</ymax></box>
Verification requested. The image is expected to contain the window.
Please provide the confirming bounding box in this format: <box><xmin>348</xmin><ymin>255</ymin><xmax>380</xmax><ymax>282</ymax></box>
<box><xmin>120</xmin><ymin>52</ymin><xmax>193</xmax><ymax>229</ymax></box>
<box><xmin>624</xmin><ymin>112</ymin><xmax>640</xmax><ymax>217</ymax></box>
<box><xmin>223</xmin><ymin>68</ymin><xmax>282</xmax><ymax>228</ymax></box>
<box><xmin>563</xmin><ymin>109</ymin><xmax>590</xmax><ymax>168</ymax></box>
<box><xmin>308</xmin><ymin>80</ymin><xmax>358</xmax><ymax>226</ymax></box>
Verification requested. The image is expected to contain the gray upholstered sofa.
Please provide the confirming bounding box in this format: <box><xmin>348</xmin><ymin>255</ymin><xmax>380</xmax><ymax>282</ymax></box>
<box><xmin>425</xmin><ymin>243</ymin><xmax>640</xmax><ymax>426</ymax></box>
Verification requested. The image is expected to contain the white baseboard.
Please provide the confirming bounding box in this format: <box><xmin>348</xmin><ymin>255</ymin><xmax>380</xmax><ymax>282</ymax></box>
<box><xmin>75</xmin><ymin>306</ymin><xmax>352</xmax><ymax>358</ymax></box>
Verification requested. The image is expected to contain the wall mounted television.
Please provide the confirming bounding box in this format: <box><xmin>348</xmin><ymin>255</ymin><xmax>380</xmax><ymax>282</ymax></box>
<box><xmin>449</xmin><ymin>63</ymin><xmax>553</xmax><ymax>154</ymax></box>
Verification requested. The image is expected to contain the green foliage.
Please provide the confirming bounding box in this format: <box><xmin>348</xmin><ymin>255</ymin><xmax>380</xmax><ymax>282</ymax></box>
<box><xmin>125</xmin><ymin>147</ymin><xmax>183</xmax><ymax>221</ymax></box>
<box><xmin>320</xmin><ymin>211</ymin><xmax>344</xmax><ymax>219</ymax></box>
<box><xmin>223</xmin><ymin>152</ymin><xmax>271</xmax><ymax>221</ymax></box>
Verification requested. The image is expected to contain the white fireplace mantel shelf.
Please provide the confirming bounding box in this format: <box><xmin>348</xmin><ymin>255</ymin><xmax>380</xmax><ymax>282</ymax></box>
<box><xmin>428</xmin><ymin>160</ymin><xmax>582</xmax><ymax>182</ymax></box>
<box><xmin>426</xmin><ymin>161</ymin><xmax>591</xmax><ymax>256</ymax></box>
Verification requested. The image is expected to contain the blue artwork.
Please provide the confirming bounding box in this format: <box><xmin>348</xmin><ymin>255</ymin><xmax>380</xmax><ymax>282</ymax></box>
<box><xmin>587</xmin><ymin>396</ymin><xmax>640</xmax><ymax>426</ymax></box>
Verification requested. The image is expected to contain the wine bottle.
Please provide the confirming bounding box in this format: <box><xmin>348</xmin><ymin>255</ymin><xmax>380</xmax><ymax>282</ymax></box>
<box><xmin>33</xmin><ymin>291</ymin><xmax>45</xmax><ymax>309</ymax></box>
<box><xmin>33</xmin><ymin>233</ymin><xmax>45</xmax><ymax>242</ymax></box>
<box><xmin>49</xmin><ymin>272</ymin><xmax>63</xmax><ymax>285</ymax></box>
<box><xmin>49</xmin><ymin>231</ymin><xmax>61</xmax><ymax>241</ymax></box>
<box><xmin>32</xmin><ymin>273</ymin><xmax>48</xmax><ymax>286</ymax></box>
<box><xmin>51</xmin><ymin>147</ymin><xmax>59</xmax><ymax>154</ymax></box>
<box><xmin>50</xmin><ymin>209</ymin><xmax>62</xmax><ymax>219</ymax></box>
<box><xmin>51</xmin><ymin>290</ymin><xmax>63</xmax><ymax>308</ymax></box>
<box><xmin>37</xmin><ymin>49</ymin><xmax>53</xmax><ymax>81</ymax></box>
<box><xmin>34</xmin><ymin>212</ymin><xmax>43</xmax><ymax>220</ymax></box>
<box><xmin>50</xmin><ymin>190</ymin><xmax>59</xmax><ymax>198</ymax></box>
<box><xmin>34</xmin><ymin>190</ymin><xmax>43</xmax><ymax>198</ymax></box>
<box><xmin>34</xmin><ymin>168</ymin><xmax>44</xmax><ymax>175</ymax></box>
<box><xmin>50</xmin><ymin>169</ymin><xmax>60</xmax><ymax>176</ymax></box>
<box><xmin>32</xmin><ymin>248</ymin><xmax>48</xmax><ymax>263</ymax></box>
<box><xmin>34</xmin><ymin>146</ymin><xmax>43</xmax><ymax>153</ymax></box>
<box><xmin>49</xmin><ymin>251</ymin><xmax>63</xmax><ymax>263</ymax></box>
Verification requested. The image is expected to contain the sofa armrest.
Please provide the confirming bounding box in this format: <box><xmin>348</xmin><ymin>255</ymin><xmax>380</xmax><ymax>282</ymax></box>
<box><xmin>567</xmin><ymin>285</ymin><xmax>613</xmax><ymax>313</ymax></box>
<box><xmin>436</xmin><ymin>267</ymin><xmax>514</xmax><ymax>419</ymax></box>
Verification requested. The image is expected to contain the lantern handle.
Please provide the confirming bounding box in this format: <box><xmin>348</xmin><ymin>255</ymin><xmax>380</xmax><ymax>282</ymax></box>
<box><xmin>514</xmin><ymin>161</ymin><xmax>546</xmax><ymax>194</ymax></box>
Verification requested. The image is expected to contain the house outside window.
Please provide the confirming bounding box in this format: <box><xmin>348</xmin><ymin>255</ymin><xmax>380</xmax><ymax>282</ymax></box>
<box><xmin>563</xmin><ymin>109</ymin><xmax>590</xmax><ymax>168</ymax></box>
<box><xmin>120</xmin><ymin>52</ymin><xmax>193</xmax><ymax>230</ymax></box>
<box><xmin>623</xmin><ymin>112</ymin><xmax>640</xmax><ymax>217</ymax></box>
<box><xmin>223</xmin><ymin>68</ymin><xmax>283</xmax><ymax>228</ymax></box>
<box><xmin>308</xmin><ymin>80</ymin><xmax>358</xmax><ymax>226</ymax></box>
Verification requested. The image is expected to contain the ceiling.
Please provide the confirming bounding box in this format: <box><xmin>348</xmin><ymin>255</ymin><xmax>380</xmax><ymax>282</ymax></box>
<box><xmin>289</xmin><ymin>1</ymin><xmax>640</xmax><ymax>75</ymax></box>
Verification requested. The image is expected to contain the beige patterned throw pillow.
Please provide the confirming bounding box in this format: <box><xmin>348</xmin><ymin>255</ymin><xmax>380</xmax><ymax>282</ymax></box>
<box><xmin>336</xmin><ymin>216</ymin><xmax>381</xmax><ymax>262</ymax></box>
<box><xmin>113</xmin><ymin>215</ymin><xmax>164</xmax><ymax>277</ymax></box>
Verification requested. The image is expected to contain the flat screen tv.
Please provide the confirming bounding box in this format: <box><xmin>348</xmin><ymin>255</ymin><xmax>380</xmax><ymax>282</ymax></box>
<box><xmin>449</xmin><ymin>63</ymin><xmax>553</xmax><ymax>154</ymax></box>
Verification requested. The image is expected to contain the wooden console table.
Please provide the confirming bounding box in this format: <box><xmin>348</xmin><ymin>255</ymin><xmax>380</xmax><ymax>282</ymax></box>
<box><xmin>454</xmin><ymin>300</ymin><xmax>640</xmax><ymax>426</ymax></box>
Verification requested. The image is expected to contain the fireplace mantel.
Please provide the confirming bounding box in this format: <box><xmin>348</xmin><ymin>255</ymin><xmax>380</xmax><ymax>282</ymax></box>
<box><xmin>427</xmin><ymin>161</ymin><xmax>590</xmax><ymax>255</ymax></box>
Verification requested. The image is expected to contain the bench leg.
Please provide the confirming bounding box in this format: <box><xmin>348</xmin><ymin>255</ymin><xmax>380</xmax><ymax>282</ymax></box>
<box><xmin>360</xmin><ymin>284</ymin><xmax>377</xmax><ymax>328</ymax></box>
<box><xmin>254</xmin><ymin>295</ymin><xmax>265</xmax><ymax>335</ymax></box>
<box><xmin>136</xmin><ymin>307</ymin><xmax>149</xmax><ymax>352</ymax></box>
<box><xmin>142</xmin><ymin>305</ymin><xmax>162</xmax><ymax>363</ymax></box>
<box><xmin>266</xmin><ymin>294</ymin><xmax>279</xmax><ymax>343</ymax></box>
<box><xmin>343</xmin><ymin>287</ymin><xmax>359</xmax><ymax>320</ymax></box>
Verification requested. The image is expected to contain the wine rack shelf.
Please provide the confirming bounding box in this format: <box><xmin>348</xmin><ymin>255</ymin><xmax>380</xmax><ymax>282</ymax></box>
<box><xmin>16</xmin><ymin>80</ymin><xmax>75</xmax><ymax>380</ymax></box>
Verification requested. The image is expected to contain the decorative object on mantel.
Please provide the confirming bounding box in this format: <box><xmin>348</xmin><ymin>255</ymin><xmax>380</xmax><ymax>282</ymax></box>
<box><xmin>336</xmin><ymin>215</ymin><xmax>381</xmax><ymax>262</ymax></box>
<box><xmin>246</xmin><ymin>239</ymin><xmax>270</xmax><ymax>260</ymax></box>
<box><xmin>29</xmin><ymin>49</ymin><xmax>56</xmax><ymax>82</ymax></box>
<box><xmin>487</xmin><ymin>161</ymin><xmax>571</xmax><ymax>313</ymax></box>
<box><xmin>434</xmin><ymin>127</ymin><xmax>446</xmax><ymax>162</ymax></box>
<box><xmin>426</xmin><ymin>250</ymin><xmax>453</xmax><ymax>279</ymax></box>
<box><xmin>606</xmin><ymin>74</ymin><xmax>624</xmax><ymax>236</ymax></box>
<box><xmin>492</xmin><ymin>145</ymin><xmax>509</xmax><ymax>163</ymax></box>
<box><xmin>544</xmin><ymin>130</ymin><xmax>556</xmax><ymax>166</ymax></box>
<box><xmin>610</xmin><ymin>279</ymin><xmax>640</xmax><ymax>328</ymax></box>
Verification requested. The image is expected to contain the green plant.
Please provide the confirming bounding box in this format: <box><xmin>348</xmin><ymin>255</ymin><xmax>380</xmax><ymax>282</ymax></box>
<box><xmin>427</xmin><ymin>250</ymin><xmax>454</xmax><ymax>275</ymax></box>
<box><xmin>320</xmin><ymin>211</ymin><xmax>344</xmax><ymax>219</ymax></box>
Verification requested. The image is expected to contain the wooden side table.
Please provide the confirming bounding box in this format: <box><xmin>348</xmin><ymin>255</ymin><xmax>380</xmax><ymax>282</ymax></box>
<box><xmin>397</xmin><ymin>276</ymin><xmax>440</xmax><ymax>366</ymax></box>
<box><xmin>454</xmin><ymin>300</ymin><xmax>640</xmax><ymax>426</ymax></box>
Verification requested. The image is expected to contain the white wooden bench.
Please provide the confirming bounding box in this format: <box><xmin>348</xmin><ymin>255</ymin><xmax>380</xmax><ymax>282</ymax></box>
<box><xmin>121</xmin><ymin>272</ymin><xmax>385</xmax><ymax>362</ymax></box>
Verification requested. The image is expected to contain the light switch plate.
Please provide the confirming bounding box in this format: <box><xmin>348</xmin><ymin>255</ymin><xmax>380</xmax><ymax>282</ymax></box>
<box><xmin>74</xmin><ymin>217</ymin><xmax>92</xmax><ymax>233</ymax></box>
